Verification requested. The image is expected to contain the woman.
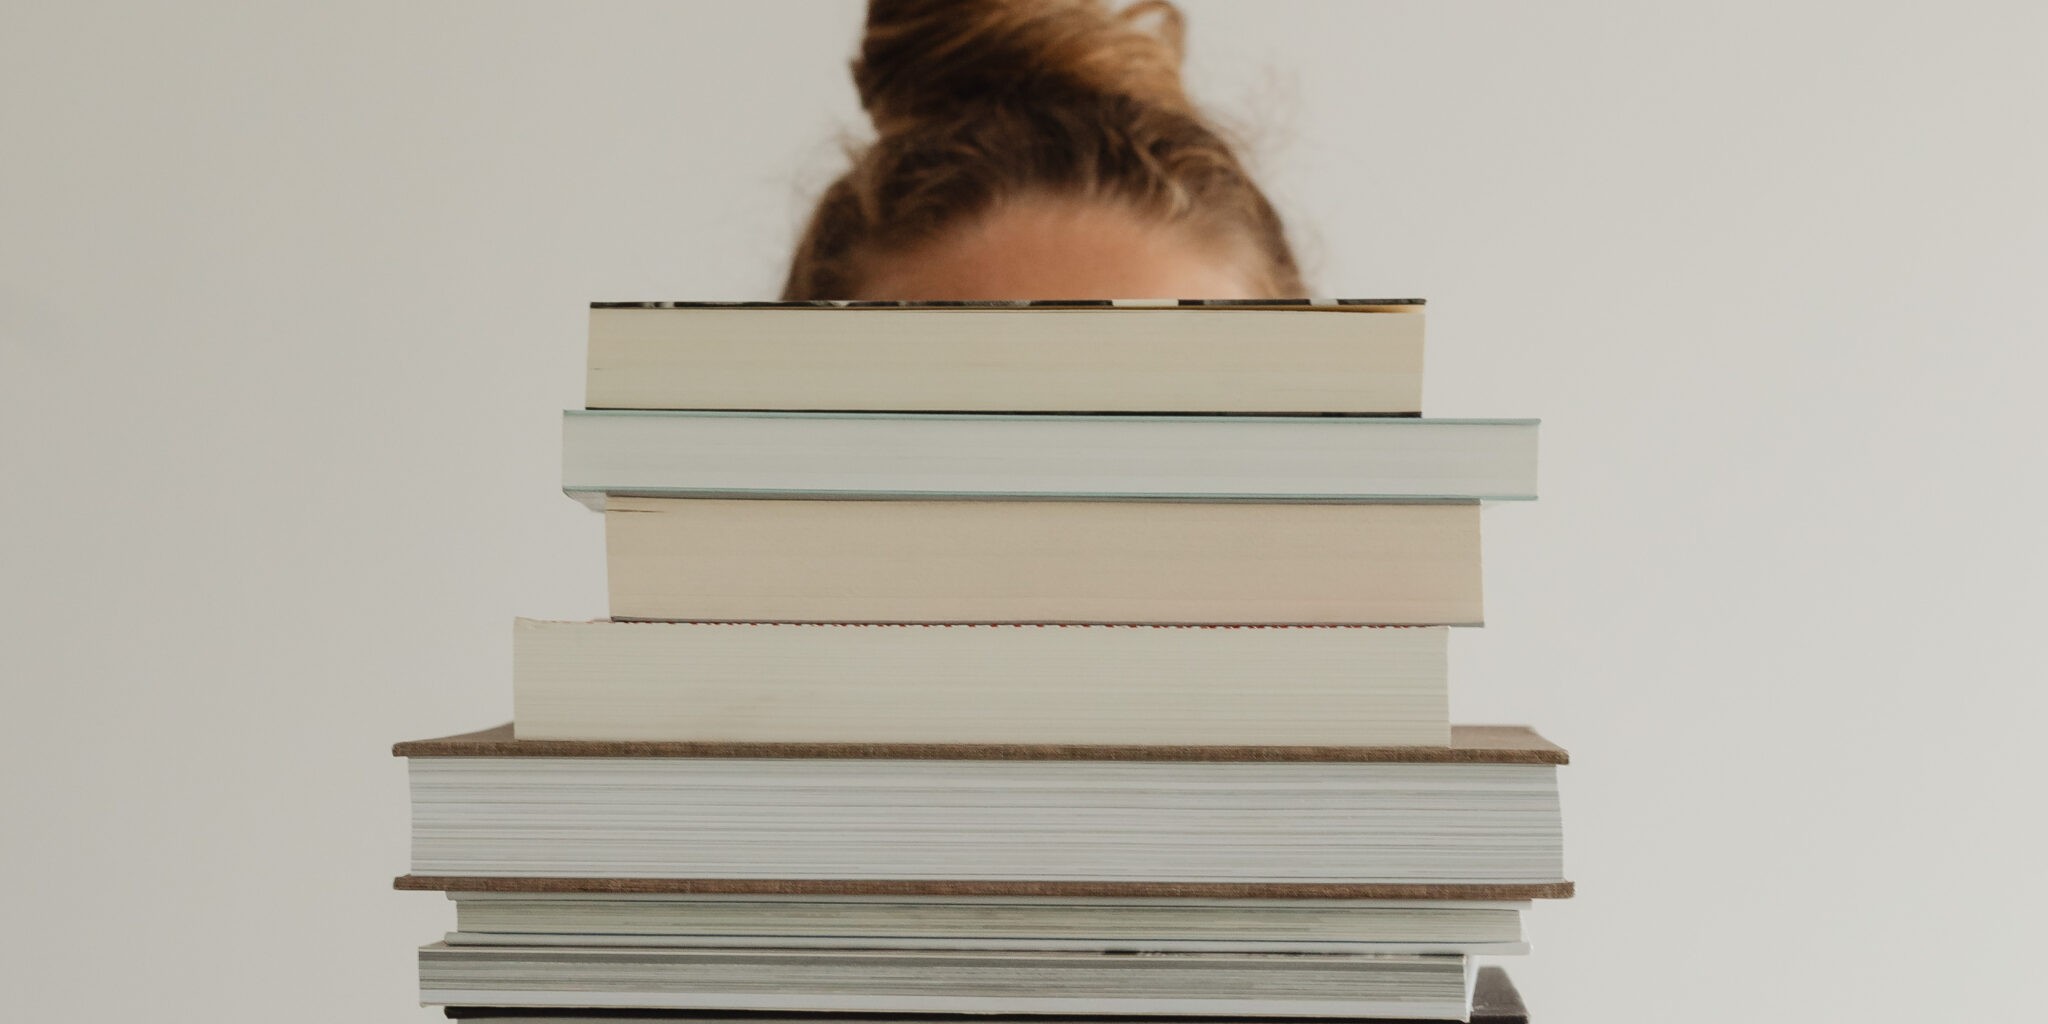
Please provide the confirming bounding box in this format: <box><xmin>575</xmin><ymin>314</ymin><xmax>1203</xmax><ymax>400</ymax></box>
<box><xmin>785</xmin><ymin>0</ymin><xmax>1305</xmax><ymax>302</ymax></box>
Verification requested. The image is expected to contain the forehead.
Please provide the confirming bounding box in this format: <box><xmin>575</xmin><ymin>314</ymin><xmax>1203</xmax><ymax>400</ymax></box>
<box><xmin>852</xmin><ymin>196</ymin><xmax>1259</xmax><ymax>301</ymax></box>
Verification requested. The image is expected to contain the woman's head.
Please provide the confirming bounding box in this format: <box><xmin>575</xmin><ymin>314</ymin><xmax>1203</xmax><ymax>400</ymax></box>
<box><xmin>783</xmin><ymin>0</ymin><xmax>1305</xmax><ymax>301</ymax></box>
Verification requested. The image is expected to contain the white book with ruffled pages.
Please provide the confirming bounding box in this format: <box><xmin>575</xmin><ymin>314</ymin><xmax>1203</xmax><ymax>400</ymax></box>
<box><xmin>394</xmin><ymin>724</ymin><xmax>1571</xmax><ymax>897</ymax></box>
<box><xmin>419</xmin><ymin>944</ymin><xmax>1479</xmax><ymax>1019</ymax></box>
<box><xmin>443</xmin><ymin>892</ymin><xmax>1529</xmax><ymax>955</ymax></box>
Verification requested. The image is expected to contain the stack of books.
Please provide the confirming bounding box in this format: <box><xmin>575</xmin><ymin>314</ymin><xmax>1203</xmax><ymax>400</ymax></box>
<box><xmin>395</xmin><ymin>298</ymin><xmax>1567</xmax><ymax>1023</ymax></box>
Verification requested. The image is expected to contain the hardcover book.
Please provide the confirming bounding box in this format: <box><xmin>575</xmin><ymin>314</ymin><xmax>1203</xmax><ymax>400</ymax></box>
<box><xmin>395</xmin><ymin>724</ymin><xmax>1570</xmax><ymax>898</ymax></box>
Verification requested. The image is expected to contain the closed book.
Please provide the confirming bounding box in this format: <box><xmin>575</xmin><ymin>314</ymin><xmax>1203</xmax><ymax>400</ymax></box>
<box><xmin>437</xmin><ymin>965</ymin><xmax>1529</xmax><ymax>1021</ymax></box>
<box><xmin>603</xmin><ymin>498</ymin><xmax>1483</xmax><ymax>626</ymax></box>
<box><xmin>444</xmin><ymin>892</ymin><xmax>1529</xmax><ymax>955</ymax></box>
<box><xmin>586</xmin><ymin>299</ymin><xmax>1424</xmax><ymax>414</ymax></box>
<box><xmin>394</xmin><ymin>724</ymin><xmax>1571</xmax><ymax>898</ymax></box>
<box><xmin>419</xmin><ymin>944</ymin><xmax>1476</xmax><ymax>1019</ymax></box>
<box><xmin>513</xmin><ymin>620</ymin><xmax>1449</xmax><ymax>746</ymax></box>
<box><xmin>560</xmin><ymin>412</ymin><xmax>1537</xmax><ymax>506</ymax></box>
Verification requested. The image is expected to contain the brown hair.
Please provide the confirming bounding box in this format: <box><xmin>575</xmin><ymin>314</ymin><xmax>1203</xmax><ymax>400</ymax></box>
<box><xmin>782</xmin><ymin>0</ymin><xmax>1305</xmax><ymax>300</ymax></box>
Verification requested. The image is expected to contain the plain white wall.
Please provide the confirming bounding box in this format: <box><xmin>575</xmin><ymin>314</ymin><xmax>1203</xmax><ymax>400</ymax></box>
<box><xmin>3</xmin><ymin>1</ymin><xmax>2043</xmax><ymax>1020</ymax></box>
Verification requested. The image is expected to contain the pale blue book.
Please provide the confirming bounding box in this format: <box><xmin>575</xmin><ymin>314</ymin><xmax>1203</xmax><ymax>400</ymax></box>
<box><xmin>561</xmin><ymin>410</ymin><xmax>1538</xmax><ymax>509</ymax></box>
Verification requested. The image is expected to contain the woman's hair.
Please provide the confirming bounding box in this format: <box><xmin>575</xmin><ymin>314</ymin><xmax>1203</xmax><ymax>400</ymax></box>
<box><xmin>782</xmin><ymin>0</ymin><xmax>1305</xmax><ymax>300</ymax></box>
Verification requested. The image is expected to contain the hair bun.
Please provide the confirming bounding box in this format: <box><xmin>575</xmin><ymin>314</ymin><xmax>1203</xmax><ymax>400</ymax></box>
<box><xmin>855</xmin><ymin>0</ymin><xmax>1191</xmax><ymax>135</ymax></box>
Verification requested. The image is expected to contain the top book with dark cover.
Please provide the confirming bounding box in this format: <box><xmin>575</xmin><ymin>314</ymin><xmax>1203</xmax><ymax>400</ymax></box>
<box><xmin>586</xmin><ymin>299</ymin><xmax>1426</xmax><ymax>414</ymax></box>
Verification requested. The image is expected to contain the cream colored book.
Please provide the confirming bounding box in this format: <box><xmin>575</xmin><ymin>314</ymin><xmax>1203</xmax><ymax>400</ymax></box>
<box><xmin>586</xmin><ymin>299</ymin><xmax>1424</xmax><ymax>413</ymax></box>
<box><xmin>513</xmin><ymin>620</ymin><xmax>1449</xmax><ymax>745</ymax></box>
<box><xmin>603</xmin><ymin>498</ymin><xmax>1483</xmax><ymax>625</ymax></box>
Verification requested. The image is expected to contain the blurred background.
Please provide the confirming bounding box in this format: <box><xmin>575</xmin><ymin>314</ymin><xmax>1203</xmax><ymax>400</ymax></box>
<box><xmin>3</xmin><ymin>1</ymin><xmax>2044</xmax><ymax>1020</ymax></box>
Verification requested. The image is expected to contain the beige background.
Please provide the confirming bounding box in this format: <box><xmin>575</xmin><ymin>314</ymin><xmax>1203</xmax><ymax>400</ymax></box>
<box><xmin>3</xmin><ymin>1</ymin><xmax>2044</xmax><ymax>1020</ymax></box>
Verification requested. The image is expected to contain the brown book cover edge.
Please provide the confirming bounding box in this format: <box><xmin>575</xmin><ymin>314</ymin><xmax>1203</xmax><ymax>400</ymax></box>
<box><xmin>393</xmin><ymin>723</ymin><xmax>1567</xmax><ymax>765</ymax></box>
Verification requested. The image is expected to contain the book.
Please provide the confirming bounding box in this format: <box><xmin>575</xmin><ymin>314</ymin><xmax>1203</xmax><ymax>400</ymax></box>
<box><xmin>560</xmin><ymin>412</ymin><xmax>1538</xmax><ymax>507</ymax></box>
<box><xmin>437</xmin><ymin>965</ymin><xmax>1529</xmax><ymax>1021</ymax></box>
<box><xmin>513</xmin><ymin>620</ymin><xmax>1451</xmax><ymax>746</ymax></box>
<box><xmin>585</xmin><ymin>300</ymin><xmax>1424</xmax><ymax>414</ymax></box>
<box><xmin>443</xmin><ymin>892</ymin><xmax>1529</xmax><ymax>954</ymax></box>
<box><xmin>604</xmin><ymin>498</ymin><xmax>1483</xmax><ymax>625</ymax></box>
<box><xmin>394</xmin><ymin>724</ymin><xmax>1570</xmax><ymax>897</ymax></box>
<box><xmin>418</xmin><ymin>944</ymin><xmax>1477</xmax><ymax>1019</ymax></box>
